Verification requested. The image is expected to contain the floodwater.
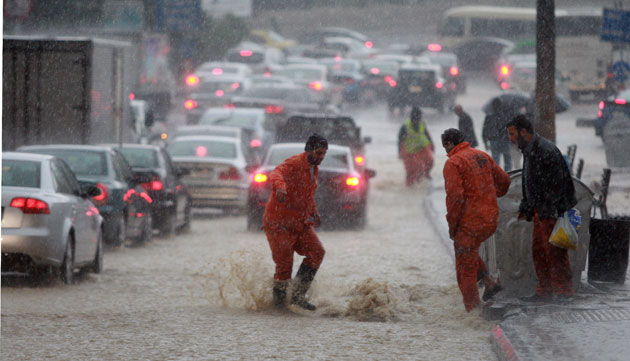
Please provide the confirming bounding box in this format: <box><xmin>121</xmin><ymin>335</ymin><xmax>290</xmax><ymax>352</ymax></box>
<box><xmin>1</xmin><ymin>75</ymin><xmax>518</xmax><ymax>361</ymax></box>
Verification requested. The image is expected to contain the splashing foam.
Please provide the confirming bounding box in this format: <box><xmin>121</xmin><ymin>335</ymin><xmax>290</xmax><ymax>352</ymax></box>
<box><xmin>342</xmin><ymin>278</ymin><xmax>407</xmax><ymax>322</ymax></box>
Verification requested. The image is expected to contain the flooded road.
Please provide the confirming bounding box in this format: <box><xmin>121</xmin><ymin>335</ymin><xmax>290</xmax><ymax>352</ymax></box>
<box><xmin>2</xmin><ymin>75</ymin><xmax>513</xmax><ymax>361</ymax></box>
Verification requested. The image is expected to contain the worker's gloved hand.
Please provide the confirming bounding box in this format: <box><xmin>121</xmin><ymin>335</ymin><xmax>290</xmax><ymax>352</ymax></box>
<box><xmin>276</xmin><ymin>189</ymin><xmax>287</xmax><ymax>203</ymax></box>
<box><xmin>311</xmin><ymin>213</ymin><xmax>322</xmax><ymax>228</ymax></box>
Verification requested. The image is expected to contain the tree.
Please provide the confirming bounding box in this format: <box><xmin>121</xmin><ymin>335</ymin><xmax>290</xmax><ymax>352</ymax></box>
<box><xmin>535</xmin><ymin>0</ymin><xmax>556</xmax><ymax>142</ymax></box>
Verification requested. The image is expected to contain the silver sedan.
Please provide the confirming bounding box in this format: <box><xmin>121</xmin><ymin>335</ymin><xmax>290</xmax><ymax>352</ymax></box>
<box><xmin>1</xmin><ymin>152</ymin><xmax>104</xmax><ymax>284</ymax></box>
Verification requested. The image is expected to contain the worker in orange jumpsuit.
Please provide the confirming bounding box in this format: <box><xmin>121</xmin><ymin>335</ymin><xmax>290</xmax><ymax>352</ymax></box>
<box><xmin>442</xmin><ymin>128</ymin><xmax>512</xmax><ymax>312</ymax></box>
<box><xmin>263</xmin><ymin>134</ymin><xmax>328</xmax><ymax>311</ymax></box>
<box><xmin>398</xmin><ymin>107</ymin><xmax>434</xmax><ymax>186</ymax></box>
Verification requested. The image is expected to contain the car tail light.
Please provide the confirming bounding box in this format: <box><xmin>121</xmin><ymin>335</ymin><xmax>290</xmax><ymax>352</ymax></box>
<box><xmin>219</xmin><ymin>167</ymin><xmax>241</xmax><ymax>181</ymax></box>
<box><xmin>388</xmin><ymin>79</ymin><xmax>397</xmax><ymax>87</ymax></box>
<box><xmin>354</xmin><ymin>156</ymin><xmax>365</xmax><ymax>166</ymax></box>
<box><xmin>309</xmin><ymin>81</ymin><xmax>323</xmax><ymax>91</ymax></box>
<box><xmin>250</xmin><ymin>139</ymin><xmax>262</xmax><ymax>148</ymax></box>
<box><xmin>500</xmin><ymin>65</ymin><xmax>510</xmax><ymax>76</ymax></box>
<box><xmin>614</xmin><ymin>98</ymin><xmax>626</xmax><ymax>104</ymax></box>
<box><xmin>263</xmin><ymin>71</ymin><xmax>272</xmax><ymax>77</ymax></box>
<box><xmin>598</xmin><ymin>110</ymin><xmax>603</xmax><ymax>118</ymax></box>
<box><xmin>129</xmin><ymin>93</ymin><xmax>135</xmax><ymax>100</ymax></box>
<box><xmin>212</xmin><ymin>68</ymin><xmax>223</xmax><ymax>75</ymax></box>
<box><xmin>139</xmin><ymin>192</ymin><xmax>153</xmax><ymax>204</ymax></box>
<box><xmin>500</xmin><ymin>81</ymin><xmax>510</xmax><ymax>90</ymax></box>
<box><xmin>231</xmin><ymin>82</ymin><xmax>240</xmax><ymax>89</ymax></box>
<box><xmin>224</xmin><ymin>103</ymin><xmax>236</xmax><ymax>109</ymax></box>
<box><xmin>240</xmin><ymin>50</ymin><xmax>253</xmax><ymax>57</ymax></box>
<box><xmin>184</xmin><ymin>99</ymin><xmax>198</xmax><ymax>110</ymax></box>
<box><xmin>435</xmin><ymin>82</ymin><xmax>443</xmax><ymax>89</ymax></box>
<box><xmin>365</xmin><ymin>41</ymin><xmax>373</xmax><ymax>49</ymax></box>
<box><xmin>10</xmin><ymin>197</ymin><xmax>50</xmax><ymax>214</ymax></box>
<box><xmin>427</xmin><ymin>43</ymin><xmax>442</xmax><ymax>52</ymax></box>
<box><xmin>254</xmin><ymin>173</ymin><xmax>268</xmax><ymax>183</ymax></box>
<box><xmin>92</xmin><ymin>183</ymin><xmax>108</xmax><ymax>206</ymax></box>
<box><xmin>346</xmin><ymin>177</ymin><xmax>360</xmax><ymax>187</ymax></box>
<box><xmin>599</xmin><ymin>101</ymin><xmax>605</xmax><ymax>110</ymax></box>
<box><xmin>370</xmin><ymin>67</ymin><xmax>380</xmax><ymax>75</ymax></box>
<box><xmin>196</xmin><ymin>146</ymin><xmax>208</xmax><ymax>157</ymax></box>
<box><xmin>215</xmin><ymin>90</ymin><xmax>225</xmax><ymax>97</ymax></box>
<box><xmin>186</xmin><ymin>75</ymin><xmax>200</xmax><ymax>86</ymax></box>
<box><xmin>449</xmin><ymin>66</ymin><xmax>459</xmax><ymax>76</ymax></box>
<box><xmin>265</xmin><ymin>105</ymin><xmax>283</xmax><ymax>114</ymax></box>
<box><xmin>141</xmin><ymin>178</ymin><xmax>164</xmax><ymax>192</ymax></box>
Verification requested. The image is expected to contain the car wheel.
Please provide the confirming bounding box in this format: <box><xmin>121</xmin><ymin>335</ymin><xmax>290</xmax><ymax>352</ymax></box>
<box><xmin>60</xmin><ymin>236</ymin><xmax>74</xmax><ymax>285</ymax></box>
<box><xmin>109</xmin><ymin>216</ymin><xmax>126</xmax><ymax>247</ymax></box>
<box><xmin>91</xmin><ymin>229</ymin><xmax>103</xmax><ymax>274</ymax></box>
<box><xmin>160</xmin><ymin>208</ymin><xmax>177</xmax><ymax>236</ymax></box>
<box><xmin>139</xmin><ymin>213</ymin><xmax>153</xmax><ymax>244</ymax></box>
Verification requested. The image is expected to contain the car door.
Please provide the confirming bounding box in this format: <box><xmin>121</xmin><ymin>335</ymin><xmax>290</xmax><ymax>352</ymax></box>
<box><xmin>161</xmin><ymin>149</ymin><xmax>187</xmax><ymax>223</ymax></box>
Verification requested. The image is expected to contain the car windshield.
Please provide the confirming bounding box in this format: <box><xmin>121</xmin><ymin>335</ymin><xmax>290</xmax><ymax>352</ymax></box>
<box><xmin>239</xmin><ymin>87</ymin><xmax>291</xmax><ymax>99</ymax></box>
<box><xmin>268</xmin><ymin>148</ymin><xmax>348</xmax><ymax>169</ymax></box>
<box><xmin>28</xmin><ymin>149</ymin><xmax>107</xmax><ymax>176</ymax></box>
<box><xmin>200</xmin><ymin>113</ymin><xmax>260</xmax><ymax>128</ymax></box>
<box><xmin>118</xmin><ymin>148</ymin><xmax>159</xmax><ymax>168</ymax></box>
<box><xmin>2</xmin><ymin>159</ymin><xmax>41</xmax><ymax>188</ymax></box>
<box><xmin>168</xmin><ymin>140</ymin><xmax>237</xmax><ymax>159</ymax></box>
<box><xmin>278</xmin><ymin>68</ymin><xmax>323</xmax><ymax>80</ymax></box>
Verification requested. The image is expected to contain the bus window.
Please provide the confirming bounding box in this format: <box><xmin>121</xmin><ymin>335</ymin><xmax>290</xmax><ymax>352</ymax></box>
<box><xmin>439</xmin><ymin>17</ymin><xmax>465</xmax><ymax>36</ymax></box>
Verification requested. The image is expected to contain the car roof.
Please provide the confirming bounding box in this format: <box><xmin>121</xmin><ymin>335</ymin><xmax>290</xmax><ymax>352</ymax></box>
<box><xmin>18</xmin><ymin>144</ymin><xmax>113</xmax><ymax>153</ymax></box>
<box><xmin>101</xmin><ymin>143</ymin><xmax>161</xmax><ymax>151</ymax></box>
<box><xmin>3</xmin><ymin>151</ymin><xmax>53</xmax><ymax>162</ymax></box>
<box><xmin>400</xmin><ymin>63</ymin><xmax>442</xmax><ymax>72</ymax></box>
<box><xmin>282</xmin><ymin>63</ymin><xmax>327</xmax><ymax>71</ymax></box>
<box><xmin>201</xmin><ymin>107</ymin><xmax>265</xmax><ymax>116</ymax></box>
<box><xmin>169</xmin><ymin>135</ymin><xmax>239</xmax><ymax>143</ymax></box>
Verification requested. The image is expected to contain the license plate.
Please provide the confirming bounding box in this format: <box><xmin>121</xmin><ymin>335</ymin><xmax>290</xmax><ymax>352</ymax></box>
<box><xmin>409</xmin><ymin>85</ymin><xmax>422</xmax><ymax>93</ymax></box>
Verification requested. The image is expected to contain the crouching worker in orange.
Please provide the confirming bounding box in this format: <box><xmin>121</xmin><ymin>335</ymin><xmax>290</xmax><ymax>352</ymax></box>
<box><xmin>263</xmin><ymin>134</ymin><xmax>328</xmax><ymax>311</ymax></box>
<box><xmin>441</xmin><ymin>129</ymin><xmax>511</xmax><ymax>312</ymax></box>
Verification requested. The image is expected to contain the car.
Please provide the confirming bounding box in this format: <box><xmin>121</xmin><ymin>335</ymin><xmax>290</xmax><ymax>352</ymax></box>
<box><xmin>248</xmin><ymin>29</ymin><xmax>297</xmax><ymax>50</ymax></box>
<box><xmin>301</xmin><ymin>27</ymin><xmax>374</xmax><ymax>50</ymax></box>
<box><xmin>224</xmin><ymin>42</ymin><xmax>285</xmax><ymax>74</ymax></box>
<box><xmin>2</xmin><ymin>152</ymin><xmax>103</xmax><ymax>284</ymax></box>
<box><xmin>275</xmin><ymin>64</ymin><xmax>334</xmax><ymax>102</ymax></box>
<box><xmin>319</xmin><ymin>58</ymin><xmax>366</xmax><ymax>103</ymax></box>
<box><xmin>388</xmin><ymin>63</ymin><xmax>454</xmax><ymax>114</ymax></box>
<box><xmin>173</xmin><ymin>124</ymin><xmax>263</xmax><ymax>164</ymax></box>
<box><xmin>167</xmin><ymin>135</ymin><xmax>255</xmax><ymax>212</ymax></box>
<box><xmin>184</xmin><ymin>75</ymin><xmax>251</xmax><ymax>124</ymax></box>
<box><xmin>247</xmin><ymin>143</ymin><xmax>370</xmax><ymax>231</ymax></box>
<box><xmin>106</xmin><ymin>144</ymin><xmax>193</xmax><ymax>236</ymax></box>
<box><xmin>360</xmin><ymin>59</ymin><xmax>400</xmax><ymax>101</ymax></box>
<box><xmin>320</xmin><ymin>37</ymin><xmax>377</xmax><ymax>60</ymax></box>
<box><xmin>249</xmin><ymin>74</ymin><xmax>294</xmax><ymax>87</ymax></box>
<box><xmin>595</xmin><ymin>89</ymin><xmax>630</xmax><ymax>137</ymax></box>
<box><xmin>196</xmin><ymin>107</ymin><xmax>276</xmax><ymax>154</ymax></box>
<box><xmin>226</xmin><ymin>84</ymin><xmax>338</xmax><ymax>124</ymax></box>
<box><xmin>185</xmin><ymin>61</ymin><xmax>252</xmax><ymax>88</ymax></box>
<box><xmin>17</xmin><ymin>145</ymin><xmax>154</xmax><ymax>246</ymax></box>
<box><xmin>421</xmin><ymin>49</ymin><xmax>466</xmax><ymax>94</ymax></box>
<box><xmin>285</xmin><ymin>56</ymin><xmax>319</xmax><ymax>65</ymax></box>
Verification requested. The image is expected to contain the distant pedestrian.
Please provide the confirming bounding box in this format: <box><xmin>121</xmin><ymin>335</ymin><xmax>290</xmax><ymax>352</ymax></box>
<box><xmin>398</xmin><ymin>107</ymin><xmax>434</xmax><ymax>186</ymax></box>
<box><xmin>263</xmin><ymin>134</ymin><xmax>328</xmax><ymax>311</ymax></box>
<box><xmin>482</xmin><ymin>98</ymin><xmax>512</xmax><ymax>171</ymax></box>
<box><xmin>442</xmin><ymin>128</ymin><xmax>511</xmax><ymax>312</ymax></box>
<box><xmin>453</xmin><ymin>104</ymin><xmax>479</xmax><ymax>148</ymax></box>
<box><xmin>506</xmin><ymin>115</ymin><xmax>577</xmax><ymax>303</ymax></box>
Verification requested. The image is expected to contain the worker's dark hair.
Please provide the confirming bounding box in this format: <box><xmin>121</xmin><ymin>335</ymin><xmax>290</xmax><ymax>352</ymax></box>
<box><xmin>441</xmin><ymin>128</ymin><xmax>465</xmax><ymax>146</ymax></box>
<box><xmin>410</xmin><ymin>106</ymin><xmax>422</xmax><ymax>121</ymax></box>
<box><xmin>305</xmin><ymin>133</ymin><xmax>328</xmax><ymax>151</ymax></box>
<box><xmin>506</xmin><ymin>114</ymin><xmax>534</xmax><ymax>133</ymax></box>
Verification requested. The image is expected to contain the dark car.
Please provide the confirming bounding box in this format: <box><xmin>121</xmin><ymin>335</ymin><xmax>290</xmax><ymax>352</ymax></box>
<box><xmin>247</xmin><ymin>143</ymin><xmax>369</xmax><ymax>231</ymax></box>
<box><xmin>388</xmin><ymin>63</ymin><xmax>454</xmax><ymax>114</ymax></box>
<box><xmin>360</xmin><ymin>59</ymin><xmax>399</xmax><ymax>102</ymax></box>
<box><xmin>18</xmin><ymin>145</ymin><xmax>153</xmax><ymax>246</ymax></box>
<box><xmin>421</xmin><ymin>49</ymin><xmax>466</xmax><ymax>94</ymax></box>
<box><xmin>595</xmin><ymin>89</ymin><xmax>630</xmax><ymax>137</ymax></box>
<box><xmin>107</xmin><ymin>144</ymin><xmax>192</xmax><ymax>236</ymax></box>
<box><xmin>319</xmin><ymin>58</ymin><xmax>366</xmax><ymax>104</ymax></box>
<box><xmin>184</xmin><ymin>76</ymin><xmax>251</xmax><ymax>124</ymax></box>
<box><xmin>226</xmin><ymin>84</ymin><xmax>338</xmax><ymax>124</ymax></box>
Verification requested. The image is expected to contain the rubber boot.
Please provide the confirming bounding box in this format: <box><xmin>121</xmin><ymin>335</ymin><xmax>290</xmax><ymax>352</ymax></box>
<box><xmin>291</xmin><ymin>263</ymin><xmax>318</xmax><ymax>311</ymax></box>
<box><xmin>273</xmin><ymin>280</ymin><xmax>288</xmax><ymax>308</ymax></box>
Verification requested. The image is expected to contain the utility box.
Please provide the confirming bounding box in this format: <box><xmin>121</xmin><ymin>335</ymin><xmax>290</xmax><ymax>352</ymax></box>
<box><xmin>479</xmin><ymin>170</ymin><xmax>594</xmax><ymax>297</ymax></box>
<box><xmin>3</xmin><ymin>36</ymin><xmax>134</xmax><ymax>150</ymax></box>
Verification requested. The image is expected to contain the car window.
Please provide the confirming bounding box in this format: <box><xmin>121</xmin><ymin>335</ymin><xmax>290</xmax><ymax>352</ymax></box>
<box><xmin>111</xmin><ymin>150</ymin><xmax>135</xmax><ymax>181</ymax></box>
<box><xmin>50</xmin><ymin>160</ymin><xmax>75</xmax><ymax>195</ymax></box>
<box><xmin>118</xmin><ymin>147</ymin><xmax>159</xmax><ymax>168</ymax></box>
<box><xmin>27</xmin><ymin>149</ymin><xmax>107</xmax><ymax>177</ymax></box>
<box><xmin>2</xmin><ymin>159</ymin><xmax>41</xmax><ymax>188</ymax></box>
<box><xmin>168</xmin><ymin>139</ymin><xmax>237</xmax><ymax>159</ymax></box>
<box><xmin>56</xmin><ymin>159</ymin><xmax>83</xmax><ymax>195</ymax></box>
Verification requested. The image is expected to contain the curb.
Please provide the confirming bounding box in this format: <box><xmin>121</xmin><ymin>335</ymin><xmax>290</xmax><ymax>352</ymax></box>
<box><xmin>422</xmin><ymin>187</ymin><xmax>454</xmax><ymax>263</ymax></box>
<box><xmin>490</xmin><ymin>325</ymin><xmax>520</xmax><ymax>361</ymax></box>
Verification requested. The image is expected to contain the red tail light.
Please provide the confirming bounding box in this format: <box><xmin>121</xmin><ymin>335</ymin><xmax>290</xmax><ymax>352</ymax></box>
<box><xmin>253</xmin><ymin>173</ymin><xmax>268</xmax><ymax>183</ymax></box>
<box><xmin>449</xmin><ymin>66</ymin><xmax>459</xmax><ymax>76</ymax></box>
<box><xmin>141</xmin><ymin>179</ymin><xmax>164</xmax><ymax>191</ymax></box>
<box><xmin>10</xmin><ymin>197</ymin><xmax>50</xmax><ymax>214</ymax></box>
<box><xmin>231</xmin><ymin>82</ymin><xmax>240</xmax><ymax>89</ymax></box>
<box><xmin>354</xmin><ymin>156</ymin><xmax>365</xmax><ymax>165</ymax></box>
<box><xmin>427</xmin><ymin>43</ymin><xmax>442</xmax><ymax>52</ymax></box>
<box><xmin>370</xmin><ymin>67</ymin><xmax>380</xmax><ymax>75</ymax></box>
<box><xmin>500</xmin><ymin>65</ymin><xmax>510</xmax><ymax>76</ymax></box>
<box><xmin>215</xmin><ymin>90</ymin><xmax>225</xmax><ymax>97</ymax></box>
<box><xmin>186</xmin><ymin>75</ymin><xmax>200</xmax><ymax>86</ymax></box>
<box><xmin>224</xmin><ymin>103</ymin><xmax>236</xmax><ymax>109</ymax></box>
<box><xmin>388</xmin><ymin>79</ymin><xmax>397</xmax><ymax>87</ymax></box>
<box><xmin>346</xmin><ymin>177</ymin><xmax>360</xmax><ymax>187</ymax></box>
<box><xmin>129</xmin><ymin>93</ymin><xmax>136</xmax><ymax>100</ymax></box>
<box><xmin>500</xmin><ymin>81</ymin><xmax>510</xmax><ymax>90</ymax></box>
<box><xmin>365</xmin><ymin>41</ymin><xmax>373</xmax><ymax>49</ymax></box>
<box><xmin>184</xmin><ymin>99</ymin><xmax>198</xmax><ymax>110</ymax></box>
<box><xmin>309</xmin><ymin>81</ymin><xmax>323</xmax><ymax>91</ymax></box>
<box><xmin>240</xmin><ymin>50</ymin><xmax>253</xmax><ymax>57</ymax></box>
<box><xmin>219</xmin><ymin>167</ymin><xmax>241</xmax><ymax>181</ymax></box>
<box><xmin>212</xmin><ymin>68</ymin><xmax>223</xmax><ymax>75</ymax></box>
<box><xmin>598</xmin><ymin>110</ymin><xmax>603</xmax><ymax>118</ymax></box>
<box><xmin>265</xmin><ymin>105</ymin><xmax>283</xmax><ymax>114</ymax></box>
<box><xmin>250</xmin><ymin>139</ymin><xmax>262</xmax><ymax>148</ymax></box>
<box><xmin>614</xmin><ymin>98</ymin><xmax>626</xmax><ymax>104</ymax></box>
<box><xmin>435</xmin><ymin>82</ymin><xmax>443</xmax><ymax>89</ymax></box>
<box><xmin>599</xmin><ymin>101</ymin><xmax>605</xmax><ymax>110</ymax></box>
<box><xmin>92</xmin><ymin>183</ymin><xmax>108</xmax><ymax>206</ymax></box>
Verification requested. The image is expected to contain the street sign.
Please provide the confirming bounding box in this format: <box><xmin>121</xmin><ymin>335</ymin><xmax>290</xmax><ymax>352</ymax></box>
<box><xmin>601</xmin><ymin>8</ymin><xmax>630</xmax><ymax>43</ymax></box>
<box><xmin>156</xmin><ymin>0</ymin><xmax>202</xmax><ymax>33</ymax></box>
<box><xmin>612</xmin><ymin>61</ymin><xmax>630</xmax><ymax>83</ymax></box>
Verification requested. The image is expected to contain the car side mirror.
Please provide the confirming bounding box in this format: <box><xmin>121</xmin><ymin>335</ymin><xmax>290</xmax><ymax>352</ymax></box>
<box><xmin>82</xmin><ymin>184</ymin><xmax>101</xmax><ymax>198</ymax></box>
<box><xmin>363</xmin><ymin>136</ymin><xmax>372</xmax><ymax>144</ymax></box>
<box><xmin>366</xmin><ymin>169</ymin><xmax>377</xmax><ymax>178</ymax></box>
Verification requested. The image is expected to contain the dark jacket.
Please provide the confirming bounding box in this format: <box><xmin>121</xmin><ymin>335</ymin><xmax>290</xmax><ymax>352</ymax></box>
<box><xmin>519</xmin><ymin>134</ymin><xmax>577</xmax><ymax>220</ymax></box>
<box><xmin>457</xmin><ymin>112</ymin><xmax>479</xmax><ymax>148</ymax></box>
<box><xmin>482</xmin><ymin>113</ymin><xmax>508</xmax><ymax>143</ymax></box>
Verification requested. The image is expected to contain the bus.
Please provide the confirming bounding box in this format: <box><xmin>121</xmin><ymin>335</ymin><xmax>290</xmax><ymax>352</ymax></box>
<box><xmin>438</xmin><ymin>6</ymin><xmax>615</xmax><ymax>100</ymax></box>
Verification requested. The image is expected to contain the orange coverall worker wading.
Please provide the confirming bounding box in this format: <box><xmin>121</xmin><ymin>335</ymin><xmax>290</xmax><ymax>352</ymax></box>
<box><xmin>263</xmin><ymin>153</ymin><xmax>325</xmax><ymax>281</ymax></box>
<box><xmin>443</xmin><ymin>142</ymin><xmax>511</xmax><ymax>311</ymax></box>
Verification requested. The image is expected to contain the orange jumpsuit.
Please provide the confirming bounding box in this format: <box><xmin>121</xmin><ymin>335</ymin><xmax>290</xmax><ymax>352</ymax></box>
<box><xmin>443</xmin><ymin>142</ymin><xmax>511</xmax><ymax>311</ymax></box>
<box><xmin>263</xmin><ymin>153</ymin><xmax>325</xmax><ymax>281</ymax></box>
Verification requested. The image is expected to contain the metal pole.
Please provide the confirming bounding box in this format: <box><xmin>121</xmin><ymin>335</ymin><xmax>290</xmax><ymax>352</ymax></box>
<box><xmin>536</xmin><ymin>0</ymin><xmax>556</xmax><ymax>142</ymax></box>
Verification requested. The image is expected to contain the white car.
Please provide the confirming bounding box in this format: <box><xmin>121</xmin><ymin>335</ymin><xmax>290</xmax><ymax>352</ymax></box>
<box><xmin>1</xmin><ymin>152</ymin><xmax>104</xmax><ymax>284</ymax></box>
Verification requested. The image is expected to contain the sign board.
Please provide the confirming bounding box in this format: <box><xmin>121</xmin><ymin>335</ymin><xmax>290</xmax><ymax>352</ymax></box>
<box><xmin>102</xmin><ymin>0</ymin><xmax>144</xmax><ymax>31</ymax></box>
<box><xmin>611</xmin><ymin>60</ymin><xmax>630</xmax><ymax>83</ymax></box>
<box><xmin>601</xmin><ymin>8</ymin><xmax>630</xmax><ymax>43</ymax></box>
<box><xmin>202</xmin><ymin>0</ymin><xmax>252</xmax><ymax>18</ymax></box>
<box><xmin>156</xmin><ymin>0</ymin><xmax>202</xmax><ymax>32</ymax></box>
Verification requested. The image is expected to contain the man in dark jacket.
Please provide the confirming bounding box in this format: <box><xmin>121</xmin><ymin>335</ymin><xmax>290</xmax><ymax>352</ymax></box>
<box><xmin>453</xmin><ymin>104</ymin><xmax>479</xmax><ymax>148</ymax></box>
<box><xmin>506</xmin><ymin>115</ymin><xmax>577</xmax><ymax>302</ymax></box>
<box><xmin>482</xmin><ymin>98</ymin><xmax>512</xmax><ymax>171</ymax></box>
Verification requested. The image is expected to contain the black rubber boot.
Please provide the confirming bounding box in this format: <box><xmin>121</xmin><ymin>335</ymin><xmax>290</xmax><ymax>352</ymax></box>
<box><xmin>273</xmin><ymin>280</ymin><xmax>288</xmax><ymax>308</ymax></box>
<box><xmin>291</xmin><ymin>263</ymin><xmax>318</xmax><ymax>311</ymax></box>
